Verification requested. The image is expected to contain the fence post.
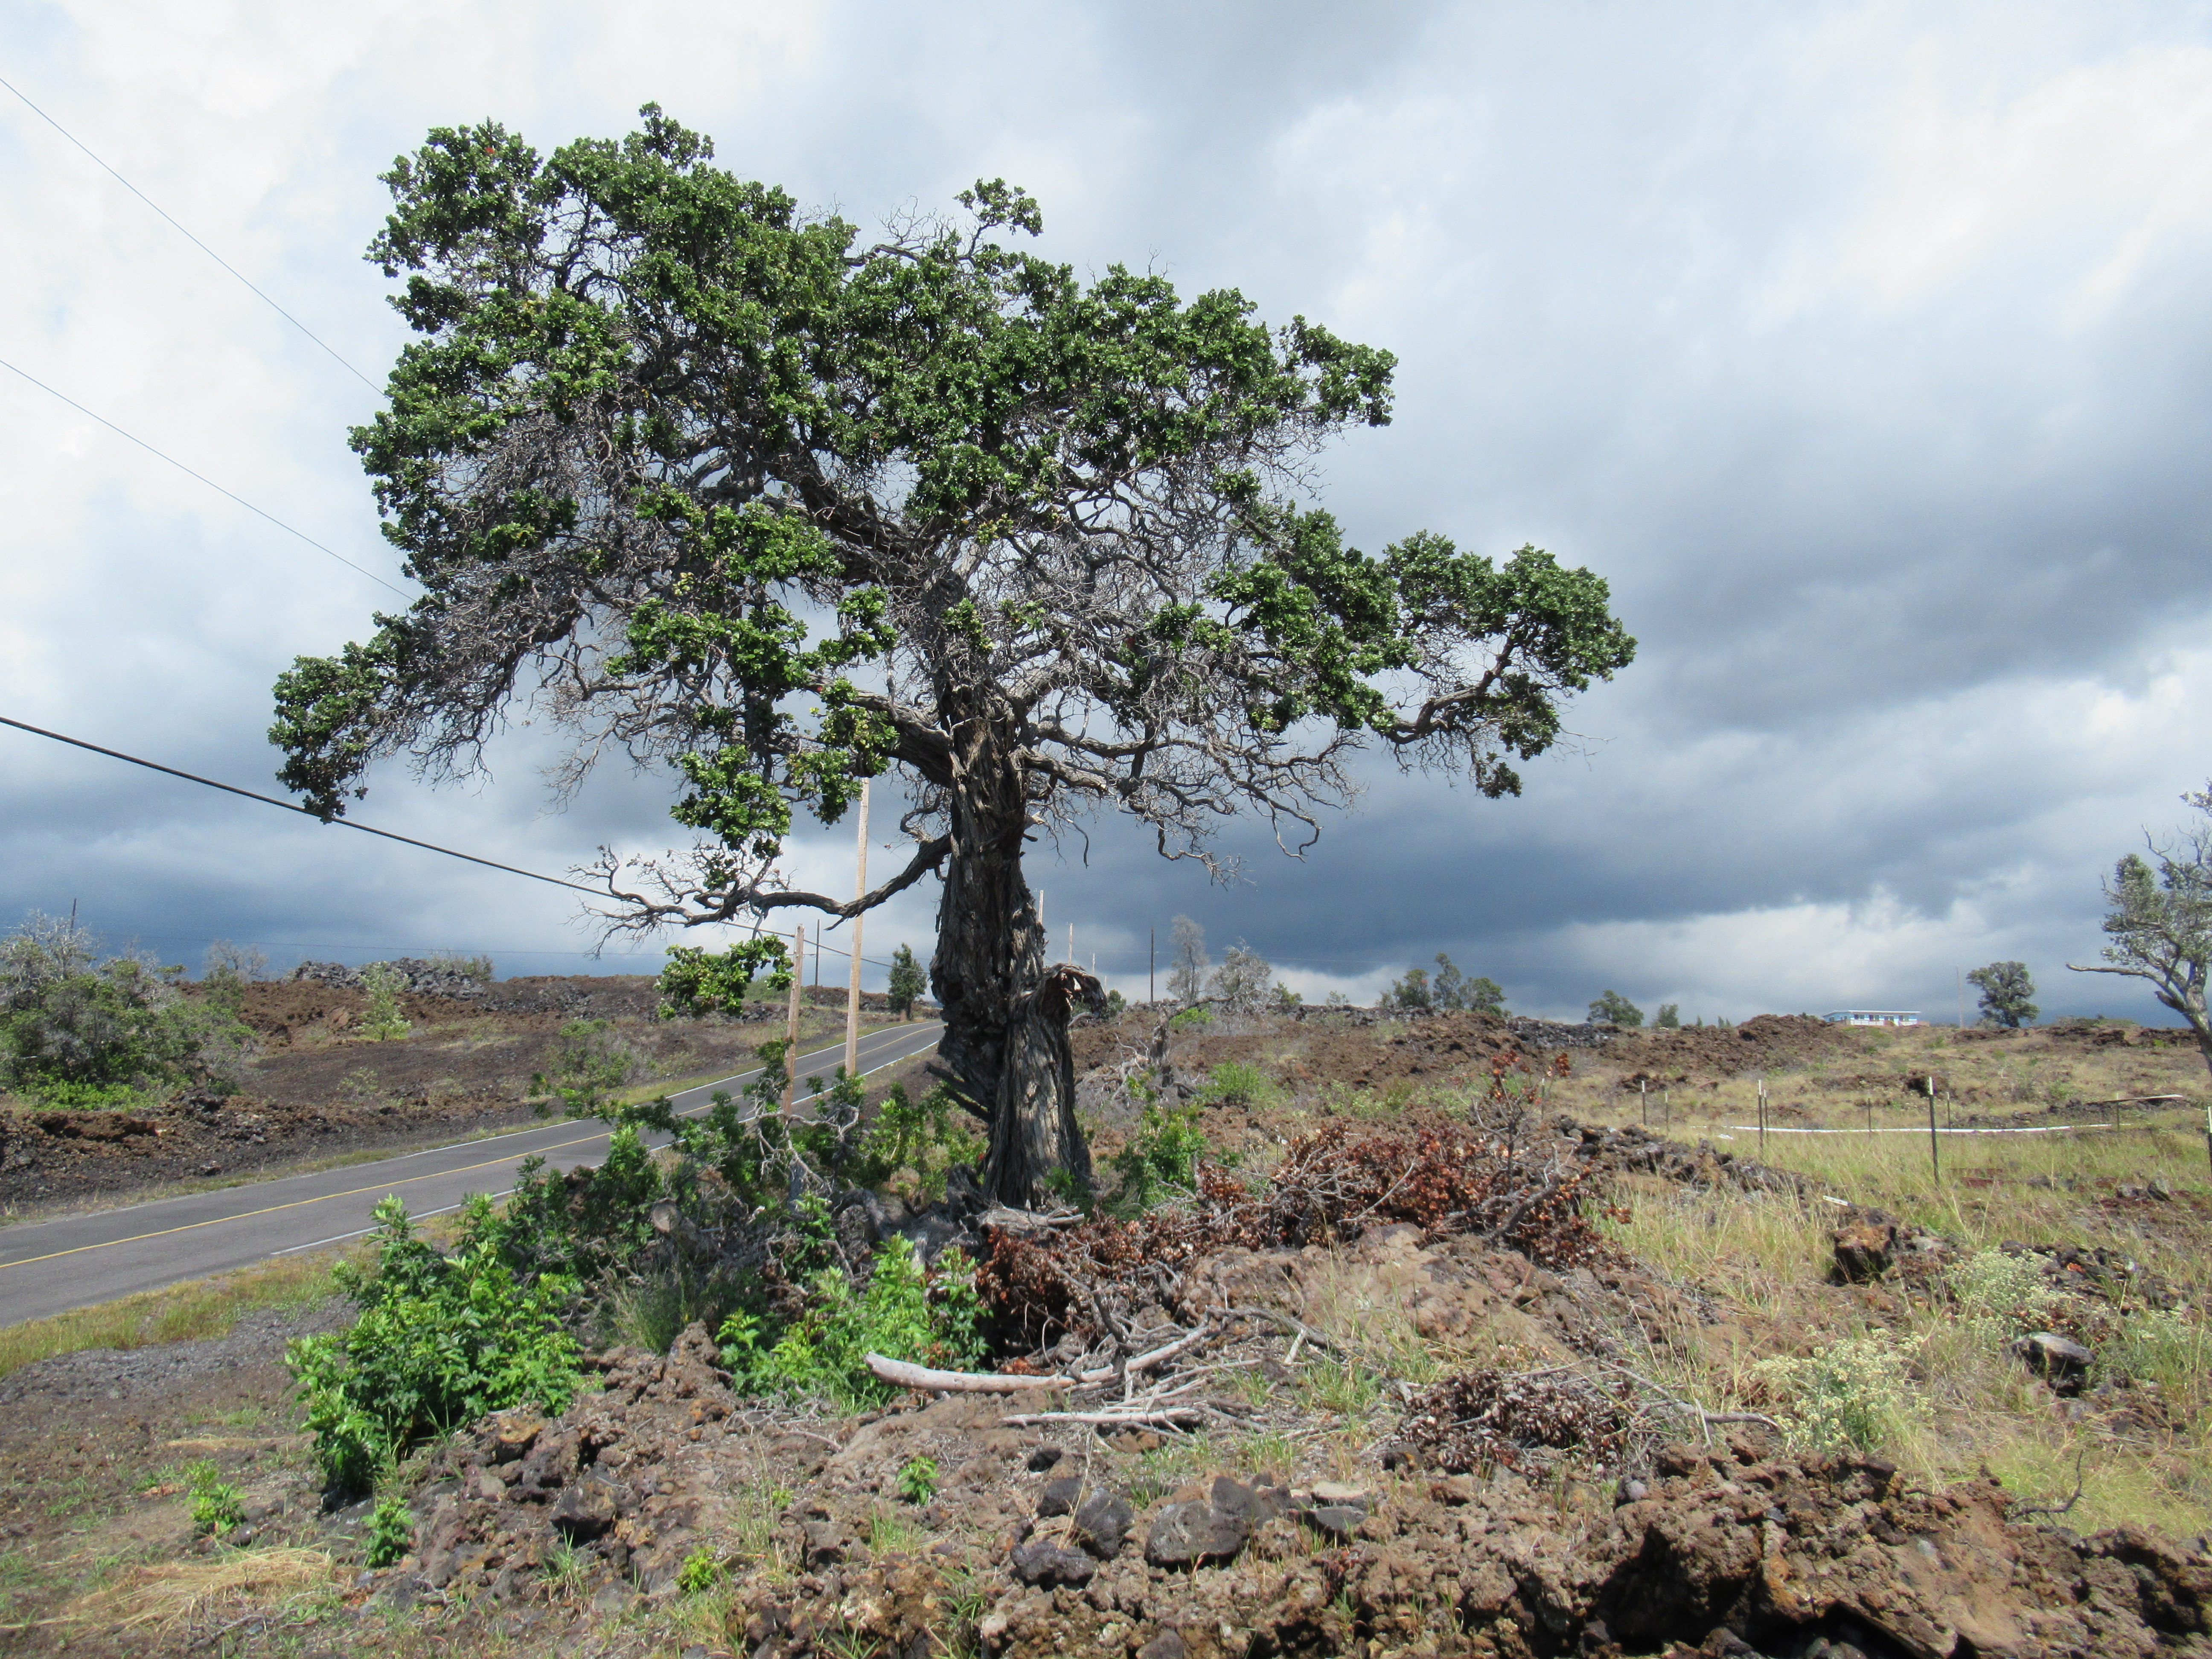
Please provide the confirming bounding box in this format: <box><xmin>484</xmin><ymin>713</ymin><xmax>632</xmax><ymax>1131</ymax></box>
<box><xmin>1926</xmin><ymin>1074</ymin><xmax>1940</xmax><ymax>1185</ymax></box>
<box><xmin>1641</xmin><ymin>1080</ymin><xmax>1648</xmax><ymax>1127</ymax></box>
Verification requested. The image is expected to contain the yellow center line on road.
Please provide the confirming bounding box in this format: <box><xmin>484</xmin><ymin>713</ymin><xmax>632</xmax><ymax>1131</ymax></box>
<box><xmin>0</xmin><ymin>1023</ymin><xmax>941</xmax><ymax>1276</ymax></box>
<box><xmin>0</xmin><ymin>1127</ymin><xmax>621</xmax><ymax>1272</ymax></box>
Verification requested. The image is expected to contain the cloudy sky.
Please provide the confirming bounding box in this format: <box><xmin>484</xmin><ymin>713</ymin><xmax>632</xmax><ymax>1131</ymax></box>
<box><xmin>4</xmin><ymin>0</ymin><xmax>2210</xmax><ymax>1022</ymax></box>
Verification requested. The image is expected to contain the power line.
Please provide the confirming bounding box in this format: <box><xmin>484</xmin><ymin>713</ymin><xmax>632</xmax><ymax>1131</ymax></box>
<box><xmin>2</xmin><ymin>713</ymin><xmax>904</xmax><ymax>967</ymax></box>
<box><xmin>0</xmin><ymin>73</ymin><xmax>380</xmax><ymax>392</ymax></box>
<box><xmin>0</xmin><ymin>712</ymin><xmax>595</xmax><ymax>895</ymax></box>
<box><xmin>0</xmin><ymin>356</ymin><xmax>411</xmax><ymax>600</ymax></box>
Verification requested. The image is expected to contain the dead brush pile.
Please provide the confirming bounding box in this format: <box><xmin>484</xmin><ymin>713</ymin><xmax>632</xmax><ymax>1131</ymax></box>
<box><xmin>1394</xmin><ymin>1366</ymin><xmax>1636</xmax><ymax>1473</ymax></box>
<box><xmin>976</xmin><ymin>1118</ymin><xmax>1619</xmax><ymax>1346</ymax></box>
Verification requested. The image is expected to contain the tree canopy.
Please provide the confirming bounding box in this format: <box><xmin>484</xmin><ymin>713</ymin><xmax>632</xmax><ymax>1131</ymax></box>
<box><xmin>2069</xmin><ymin>786</ymin><xmax>2212</xmax><ymax>1074</ymax></box>
<box><xmin>1966</xmin><ymin>961</ymin><xmax>2037</xmax><ymax>1028</ymax></box>
<box><xmin>270</xmin><ymin>107</ymin><xmax>1635</xmax><ymax>1202</ymax></box>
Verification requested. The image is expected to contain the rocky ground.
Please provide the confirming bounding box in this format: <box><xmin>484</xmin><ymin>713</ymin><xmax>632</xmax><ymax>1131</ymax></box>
<box><xmin>3</xmin><ymin>999</ymin><xmax>2210</xmax><ymax>1655</ymax></box>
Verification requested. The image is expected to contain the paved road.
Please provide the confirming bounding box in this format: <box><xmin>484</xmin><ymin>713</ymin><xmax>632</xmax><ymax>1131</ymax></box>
<box><xmin>0</xmin><ymin>1022</ymin><xmax>943</xmax><ymax>1327</ymax></box>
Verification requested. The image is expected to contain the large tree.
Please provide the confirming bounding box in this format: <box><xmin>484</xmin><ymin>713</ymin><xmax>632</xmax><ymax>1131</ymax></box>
<box><xmin>270</xmin><ymin>108</ymin><xmax>1636</xmax><ymax>1205</ymax></box>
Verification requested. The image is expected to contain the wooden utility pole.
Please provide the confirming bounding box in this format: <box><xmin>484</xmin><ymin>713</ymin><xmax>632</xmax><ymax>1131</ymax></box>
<box><xmin>1149</xmin><ymin>927</ymin><xmax>1155</xmax><ymax>1005</ymax></box>
<box><xmin>1067</xmin><ymin>921</ymin><xmax>1074</xmax><ymax>965</ymax></box>
<box><xmin>844</xmin><ymin>779</ymin><xmax>870</xmax><ymax>1081</ymax></box>
<box><xmin>1925</xmin><ymin>1074</ymin><xmax>1940</xmax><ymax>1184</ymax></box>
<box><xmin>782</xmin><ymin>922</ymin><xmax>805</xmax><ymax>1115</ymax></box>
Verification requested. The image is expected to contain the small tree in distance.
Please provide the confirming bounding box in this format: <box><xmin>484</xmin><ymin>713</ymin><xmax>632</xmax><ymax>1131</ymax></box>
<box><xmin>1467</xmin><ymin>975</ymin><xmax>1506</xmax><ymax>1015</ymax></box>
<box><xmin>1431</xmin><ymin>955</ymin><xmax>1466</xmax><ymax>1010</ymax></box>
<box><xmin>1210</xmin><ymin>943</ymin><xmax>1272</xmax><ymax>1014</ymax></box>
<box><xmin>886</xmin><ymin>944</ymin><xmax>928</xmax><ymax>1021</ymax></box>
<box><xmin>1389</xmin><ymin>966</ymin><xmax>1432</xmax><ymax>1010</ymax></box>
<box><xmin>1966</xmin><ymin>961</ymin><xmax>2037</xmax><ymax>1028</ymax></box>
<box><xmin>1653</xmin><ymin>1003</ymin><xmax>1681</xmax><ymax>1029</ymax></box>
<box><xmin>1588</xmin><ymin>990</ymin><xmax>1643</xmax><ymax>1028</ymax></box>
<box><xmin>1167</xmin><ymin>917</ymin><xmax>1210</xmax><ymax>1007</ymax></box>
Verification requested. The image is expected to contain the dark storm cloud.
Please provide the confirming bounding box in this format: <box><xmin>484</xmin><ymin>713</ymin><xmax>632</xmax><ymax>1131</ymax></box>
<box><xmin>4</xmin><ymin>0</ymin><xmax>2211</xmax><ymax>1027</ymax></box>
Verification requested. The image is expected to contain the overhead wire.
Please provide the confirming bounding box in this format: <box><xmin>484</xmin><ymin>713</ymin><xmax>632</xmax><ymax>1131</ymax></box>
<box><xmin>0</xmin><ymin>714</ymin><xmax>901</xmax><ymax>968</ymax></box>
<box><xmin>0</xmin><ymin>357</ymin><xmax>412</xmax><ymax>600</ymax></box>
<box><xmin>0</xmin><ymin>73</ymin><xmax>381</xmax><ymax>392</ymax></box>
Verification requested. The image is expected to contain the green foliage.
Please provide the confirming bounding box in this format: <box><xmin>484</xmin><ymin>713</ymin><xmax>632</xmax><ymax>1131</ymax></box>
<box><xmin>1104</xmin><ymin>988</ymin><xmax>1128</xmax><ymax>1018</ymax></box>
<box><xmin>1389</xmin><ymin>966</ymin><xmax>1431</xmax><ymax>1010</ymax></box>
<box><xmin>1587</xmin><ymin>989</ymin><xmax>1643</xmax><ymax>1028</ymax></box>
<box><xmin>1271</xmin><ymin>982</ymin><xmax>1302</xmax><ymax>1010</ymax></box>
<box><xmin>358</xmin><ymin>962</ymin><xmax>412</xmax><ymax>1042</ymax></box>
<box><xmin>716</xmin><ymin>1236</ymin><xmax>986</xmax><ymax>1409</ymax></box>
<box><xmin>1194</xmin><ymin>1061</ymin><xmax>1276</xmax><ymax>1112</ymax></box>
<box><xmin>184</xmin><ymin>1459</ymin><xmax>244</xmax><ymax>1537</ymax></box>
<box><xmin>1</xmin><ymin>912</ymin><xmax>255</xmax><ymax>1103</ymax></box>
<box><xmin>530</xmin><ymin>1019</ymin><xmax>646</xmax><ymax>1115</ymax></box>
<box><xmin>886</xmin><ymin>944</ymin><xmax>928</xmax><ymax>1019</ymax></box>
<box><xmin>1168</xmin><ymin>1006</ymin><xmax>1212</xmax><ymax>1030</ymax></box>
<box><xmin>1653</xmin><ymin>1003</ymin><xmax>1681</xmax><ymax>1029</ymax></box>
<box><xmin>1466</xmin><ymin>975</ymin><xmax>1507</xmax><ymax>1016</ymax></box>
<box><xmin>1108</xmin><ymin>1102</ymin><xmax>1211</xmax><ymax>1213</ymax></box>
<box><xmin>1967</xmin><ymin>961</ymin><xmax>2038</xmax><ymax>1028</ymax></box>
<box><xmin>365</xmin><ymin>1496</ymin><xmax>413</xmax><ymax>1568</ymax></box>
<box><xmin>1754</xmin><ymin>1332</ymin><xmax>1925</xmax><ymax>1453</ymax></box>
<box><xmin>1948</xmin><ymin>1249</ymin><xmax>2058</xmax><ymax>1335</ymax></box>
<box><xmin>896</xmin><ymin>1455</ymin><xmax>939</xmax><ymax>1506</ymax></box>
<box><xmin>285</xmin><ymin>1195</ymin><xmax>582</xmax><ymax>1493</ymax></box>
<box><xmin>498</xmin><ymin>1126</ymin><xmax>665</xmax><ymax>1284</ymax></box>
<box><xmin>677</xmin><ymin>1544</ymin><xmax>725</xmax><ymax>1594</ymax></box>
<box><xmin>658</xmin><ymin>934</ymin><xmax>792</xmax><ymax>1019</ymax></box>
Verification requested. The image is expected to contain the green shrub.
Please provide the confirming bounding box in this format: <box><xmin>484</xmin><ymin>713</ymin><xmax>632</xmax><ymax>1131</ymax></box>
<box><xmin>896</xmin><ymin>1455</ymin><xmax>939</xmax><ymax>1505</ymax></box>
<box><xmin>1</xmin><ymin>912</ymin><xmax>255</xmax><ymax>1101</ymax></box>
<box><xmin>676</xmin><ymin>1545</ymin><xmax>724</xmax><ymax>1594</ymax></box>
<box><xmin>530</xmin><ymin>1018</ymin><xmax>646</xmax><ymax>1115</ymax></box>
<box><xmin>358</xmin><ymin>963</ymin><xmax>412</xmax><ymax>1042</ymax></box>
<box><xmin>1194</xmin><ymin>1061</ymin><xmax>1277</xmax><ymax>1111</ymax></box>
<box><xmin>1168</xmin><ymin>1006</ymin><xmax>1212</xmax><ymax>1030</ymax></box>
<box><xmin>1753</xmin><ymin>1331</ymin><xmax>1924</xmax><ymax>1453</ymax></box>
<box><xmin>184</xmin><ymin>1458</ymin><xmax>244</xmax><ymax>1536</ymax></box>
<box><xmin>1108</xmin><ymin>1102</ymin><xmax>1210</xmax><ymax>1213</ymax></box>
<box><xmin>716</xmin><ymin>1235</ymin><xmax>986</xmax><ymax>1410</ymax></box>
<box><xmin>1947</xmin><ymin>1249</ymin><xmax>2058</xmax><ymax>1339</ymax></box>
<box><xmin>285</xmin><ymin>1195</ymin><xmax>581</xmax><ymax>1492</ymax></box>
<box><xmin>365</xmin><ymin>1496</ymin><xmax>413</xmax><ymax>1567</ymax></box>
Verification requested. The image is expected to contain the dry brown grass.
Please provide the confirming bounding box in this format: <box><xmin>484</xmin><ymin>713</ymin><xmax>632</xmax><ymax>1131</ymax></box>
<box><xmin>56</xmin><ymin>1546</ymin><xmax>337</xmax><ymax>1643</ymax></box>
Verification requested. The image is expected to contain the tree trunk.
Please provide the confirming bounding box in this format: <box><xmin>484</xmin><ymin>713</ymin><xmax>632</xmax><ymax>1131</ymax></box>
<box><xmin>927</xmin><ymin>732</ymin><xmax>1099</xmax><ymax>1207</ymax></box>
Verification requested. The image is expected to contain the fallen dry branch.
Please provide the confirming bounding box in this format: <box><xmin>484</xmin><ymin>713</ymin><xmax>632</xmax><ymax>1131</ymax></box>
<box><xmin>864</xmin><ymin>1354</ymin><xmax>1069</xmax><ymax>1392</ymax></box>
<box><xmin>998</xmin><ymin>1408</ymin><xmax>1208</xmax><ymax>1428</ymax></box>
